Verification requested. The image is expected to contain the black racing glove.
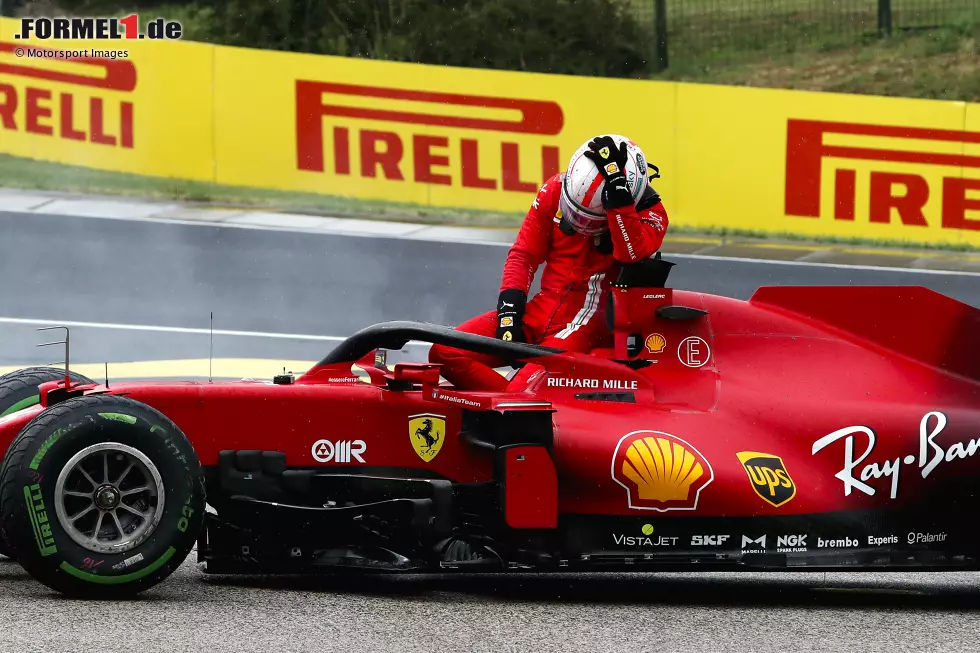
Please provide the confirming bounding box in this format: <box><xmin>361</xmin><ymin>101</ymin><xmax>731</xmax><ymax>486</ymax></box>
<box><xmin>583</xmin><ymin>135</ymin><xmax>633</xmax><ymax>210</ymax></box>
<box><xmin>496</xmin><ymin>289</ymin><xmax>527</xmax><ymax>343</ymax></box>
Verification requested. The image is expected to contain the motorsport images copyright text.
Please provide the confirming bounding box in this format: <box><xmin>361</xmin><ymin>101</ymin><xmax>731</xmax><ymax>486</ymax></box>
<box><xmin>12</xmin><ymin>46</ymin><xmax>130</xmax><ymax>60</ymax></box>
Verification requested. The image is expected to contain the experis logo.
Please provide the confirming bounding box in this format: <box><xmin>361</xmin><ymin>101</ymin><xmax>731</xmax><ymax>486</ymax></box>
<box><xmin>0</xmin><ymin>42</ymin><xmax>136</xmax><ymax>148</ymax></box>
<box><xmin>295</xmin><ymin>81</ymin><xmax>565</xmax><ymax>192</ymax></box>
<box><xmin>785</xmin><ymin>119</ymin><xmax>980</xmax><ymax>233</ymax></box>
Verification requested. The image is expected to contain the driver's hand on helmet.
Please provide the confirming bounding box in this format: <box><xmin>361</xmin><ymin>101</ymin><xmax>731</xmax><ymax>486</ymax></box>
<box><xmin>583</xmin><ymin>135</ymin><xmax>634</xmax><ymax>210</ymax></box>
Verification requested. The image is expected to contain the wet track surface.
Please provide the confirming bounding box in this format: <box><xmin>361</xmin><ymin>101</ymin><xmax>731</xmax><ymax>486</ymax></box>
<box><xmin>1</xmin><ymin>210</ymin><xmax>979</xmax><ymax>652</ymax></box>
<box><xmin>1</xmin><ymin>555</ymin><xmax>979</xmax><ymax>653</ymax></box>
<box><xmin>1</xmin><ymin>210</ymin><xmax>978</xmax><ymax>367</ymax></box>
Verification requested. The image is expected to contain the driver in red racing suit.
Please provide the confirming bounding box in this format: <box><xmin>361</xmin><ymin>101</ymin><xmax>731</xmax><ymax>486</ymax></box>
<box><xmin>428</xmin><ymin>134</ymin><xmax>669</xmax><ymax>391</ymax></box>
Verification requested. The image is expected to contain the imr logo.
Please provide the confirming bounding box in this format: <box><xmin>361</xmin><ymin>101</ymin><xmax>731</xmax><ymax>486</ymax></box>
<box><xmin>785</xmin><ymin>119</ymin><xmax>980</xmax><ymax>232</ymax></box>
<box><xmin>0</xmin><ymin>42</ymin><xmax>135</xmax><ymax>148</ymax></box>
<box><xmin>296</xmin><ymin>81</ymin><xmax>564</xmax><ymax>191</ymax></box>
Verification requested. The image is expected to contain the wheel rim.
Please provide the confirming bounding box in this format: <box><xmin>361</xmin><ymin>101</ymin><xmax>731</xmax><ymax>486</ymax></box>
<box><xmin>53</xmin><ymin>442</ymin><xmax>166</xmax><ymax>555</ymax></box>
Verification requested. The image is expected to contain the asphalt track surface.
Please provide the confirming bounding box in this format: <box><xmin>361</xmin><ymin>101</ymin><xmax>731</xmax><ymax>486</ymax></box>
<box><xmin>1</xmin><ymin>210</ymin><xmax>980</xmax><ymax>653</ymax></box>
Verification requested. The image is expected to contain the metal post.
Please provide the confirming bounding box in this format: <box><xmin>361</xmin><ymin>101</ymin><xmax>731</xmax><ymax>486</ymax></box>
<box><xmin>654</xmin><ymin>0</ymin><xmax>668</xmax><ymax>71</ymax></box>
<box><xmin>878</xmin><ymin>0</ymin><xmax>893</xmax><ymax>37</ymax></box>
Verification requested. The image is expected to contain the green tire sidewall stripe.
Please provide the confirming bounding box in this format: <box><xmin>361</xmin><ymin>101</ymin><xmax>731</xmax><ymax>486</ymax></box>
<box><xmin>98</xmin><ymin>412</ymin><xmax>138</xmax><ymax>425</ymax></box>
<box><xmin>0</xmin><ymin>395</ymin><xmax>39</xmax><ymax>418</ymax></box>
<box><xmin>59</xmin><ymin>547</ymin><xmax>176</xmax><ymax>585</ymax></box>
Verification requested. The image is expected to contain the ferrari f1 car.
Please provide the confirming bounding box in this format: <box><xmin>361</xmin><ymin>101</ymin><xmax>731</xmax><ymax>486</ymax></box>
<box><xmin>0</xmin><ymin>258</ymin><xmax>978</xmax><ymax>598</ymax></box>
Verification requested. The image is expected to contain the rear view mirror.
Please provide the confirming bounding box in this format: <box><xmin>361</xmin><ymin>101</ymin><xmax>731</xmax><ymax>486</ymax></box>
<box><xmin>393</xmin><ymin>363</ymin><xmax>442</xmax><ymax>386</ymax></box>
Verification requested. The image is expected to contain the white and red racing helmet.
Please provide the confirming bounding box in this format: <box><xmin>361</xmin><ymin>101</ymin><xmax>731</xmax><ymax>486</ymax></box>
<box><xmin>559</xmin><ymin>134</ymin><xmax>650</xmax><ymax>236</ymax></box>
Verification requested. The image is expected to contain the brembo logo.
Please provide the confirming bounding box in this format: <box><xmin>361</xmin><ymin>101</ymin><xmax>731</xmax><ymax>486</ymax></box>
<box><xmin>785</xmin><ymin>119</ymin><xmax>980</xmax><ymax>232</ymax></box>
<box><xmin>296</xmin><ymin>81</ymin><xmax>564</xmax><ymax>191</ymax></box>
<box><xmin>0</xmin><ymin>42</ymin><xmax>136</xmax><ymax>148</ymax></box>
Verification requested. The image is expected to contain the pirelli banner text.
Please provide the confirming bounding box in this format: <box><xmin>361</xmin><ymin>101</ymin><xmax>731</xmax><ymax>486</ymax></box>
<box><xmin>1</xmin><ymin>17</ymin><xmax>977</xmax><ymax>247</ymax></box>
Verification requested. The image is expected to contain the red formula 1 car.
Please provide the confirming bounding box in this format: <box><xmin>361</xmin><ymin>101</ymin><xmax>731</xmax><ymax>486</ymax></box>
<box><xmin>0</xmin><ymin>258</ymin><xmax>978</xmax><ymax>598</ymax></box>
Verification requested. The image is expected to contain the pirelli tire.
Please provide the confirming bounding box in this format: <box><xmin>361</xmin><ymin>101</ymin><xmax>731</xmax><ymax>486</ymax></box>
<box><xmin>0</xmin><ymin>394</ymin><xmax>205</xmax><ymax>598</ymax></box>
<box><xmin>0</xmin><ymin>367</ymin><xmax>96</xmax><ymax>559</ymax></box>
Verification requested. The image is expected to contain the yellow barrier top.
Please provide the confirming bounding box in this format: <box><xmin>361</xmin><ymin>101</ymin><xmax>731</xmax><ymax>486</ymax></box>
<box><xmin>1</xmin><ymin>16</ymin><xmax>977</xmax><ymax>247</ymax></box>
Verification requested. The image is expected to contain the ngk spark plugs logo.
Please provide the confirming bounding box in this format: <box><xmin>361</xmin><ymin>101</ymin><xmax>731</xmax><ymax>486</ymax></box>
<box><xmin>0</xmin><ymin>41</ymin><xmax>135</xmax><ymax>148</ymax></box>
<box><xmin>785</xmin><ymin>119</ymin><xmax>980</xmax><ymax>233</ymax></box>
<box><xmin>295</xmin><ymin>81</ymin><xmax>564</xmax><ymax>192</ymax></box>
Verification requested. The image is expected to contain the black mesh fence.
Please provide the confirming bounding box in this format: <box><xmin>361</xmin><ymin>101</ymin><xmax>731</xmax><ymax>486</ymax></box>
<box><xmin>634</xmin><ymin>0</ymin><xmax>980</xmax><ymax>70</ymax></box>
<box><xmin>4</xmin><ymin>0</ymin><xmax>979</xmax><ymax>75</ymax></box>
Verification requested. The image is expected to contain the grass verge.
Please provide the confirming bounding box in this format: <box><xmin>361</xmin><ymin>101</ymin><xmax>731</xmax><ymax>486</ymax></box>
<box><xmin>0</xmin><ymin>154</ymin><xmax>524</xmax><ymax>228</ymax></box>
<box><xmin>654</xmin><ymin>18</ymin><xmax>980</xmax><ymax>102</ymax></box>
<box><xmin>2</xmin><ymin>153</ymin><xmax>978</xmax><ymax>254</ymax></box>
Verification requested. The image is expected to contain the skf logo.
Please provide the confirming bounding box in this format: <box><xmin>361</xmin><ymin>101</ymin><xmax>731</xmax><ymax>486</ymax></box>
<box><xmin>736</xmin><ymin>451</ymin><xmax>796</xmax><ymax>507</ymax></box>
<box><xmin>409</xmin><ymin>413</ymin><xmax>445</xmax><ymax>462</ymax></box>
<box><xmin>296</xmin><ymin>82</ymin><xmax>564</xmax><ymax>192</ymax></box>
<box><xmin>611</xmin><ymin>430</ymin><xmax>714</xmax><ymax>512</ymax></box>
<box><xmin>691</xmin><ymin>534</ymin><xmax>730</xmax><ymax>546</ymax></box>
<box><xmin>785</xmin><ymin>119</ymin><xmax>980</xmax><ymax>233</ymax></box>
<box><xmin>0</xmin><ymin>42</ymin><xmax>135</xmax><ymax>148</ymax></box>
<box><xmin>311</xmin><ymin>439</ymin><xmax>366</xmax><ymax>464</ymax></box>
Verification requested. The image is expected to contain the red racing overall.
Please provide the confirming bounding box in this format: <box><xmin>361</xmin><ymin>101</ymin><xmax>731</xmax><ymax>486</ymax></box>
<box><xmin>428</xmin><ymin>172</ymin><xmax>669</xmax><ymax>391</ymax></box>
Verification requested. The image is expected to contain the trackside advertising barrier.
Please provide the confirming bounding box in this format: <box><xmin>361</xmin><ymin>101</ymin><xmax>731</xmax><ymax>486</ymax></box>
<box><xmin>1</xmin><ymin>17</ymin><xmax>977</xmax><ymax>247</ymax></box>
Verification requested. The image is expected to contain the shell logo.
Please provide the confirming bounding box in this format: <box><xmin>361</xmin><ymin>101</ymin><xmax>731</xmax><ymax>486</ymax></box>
<box><xmin>611</xmin><ymin>431</ymin><xmax>714</xmax><ymax>512</ymax></box>
<box><xmin>644</xmin><ymin>333</ymin><xmax>666</xmax><ymax>354</ymax></box>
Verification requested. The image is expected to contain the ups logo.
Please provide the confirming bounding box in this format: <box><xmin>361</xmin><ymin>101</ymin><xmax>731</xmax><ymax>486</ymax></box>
<box><xmin>736</xmin><ymin>451</ymin><xmax>796</xmax><ymax>507</ymax></box>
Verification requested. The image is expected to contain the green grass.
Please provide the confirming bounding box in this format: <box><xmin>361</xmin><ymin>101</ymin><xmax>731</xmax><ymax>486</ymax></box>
<box><xmin>630</xmin><ymin>0</ymin><xmax>980</xmax><ymax>101</ymax></box>
<box><xmin>653</xmin><ymin>20</ymin><xmax>980</xmax><ymax>101</ymax></box>
<box><xmin>3</xmin><ymin>153</ymin><xmax>978</xmax><ymax>253</ymax></box>
<box><xmin>0</xmin><ymin>154</ymin><xmax>525</xmax><ymax>228</ymax></box>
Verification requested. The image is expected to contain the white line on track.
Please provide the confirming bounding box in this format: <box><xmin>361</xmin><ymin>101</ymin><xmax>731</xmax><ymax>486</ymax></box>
<box><xmin>664</xmin><ymin>253</ymin><xmax>980</xmax><ymax>277</ymax></box>
<box><xmin>0</xmin><ymin>316</ymin><xmax>431</xmax><ymax>346</ymax></box>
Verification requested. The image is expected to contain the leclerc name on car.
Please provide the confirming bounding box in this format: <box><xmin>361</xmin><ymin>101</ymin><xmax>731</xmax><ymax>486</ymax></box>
<box><xmin>14</xmin><ymin>15</ymin><xmax>183</xmax><ymax>40</ymax></box>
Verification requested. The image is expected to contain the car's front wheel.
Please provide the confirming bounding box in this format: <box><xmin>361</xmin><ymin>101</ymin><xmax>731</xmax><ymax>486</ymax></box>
<box><xmin>0</xmin><ymin>367</ymin><xmax>96</xmax><ymax>560</ymax></box>
<box><xmin>0</xmin><ymin>394</ymin><xmax>205</xmax><ymax>597</ymax></box>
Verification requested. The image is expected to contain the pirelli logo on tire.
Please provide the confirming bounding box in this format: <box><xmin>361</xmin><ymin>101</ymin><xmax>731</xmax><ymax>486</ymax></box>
<box><xmin>736</xmin><ymin>451</ymin><xmax>797</xmax><ymax>508</ymax></box>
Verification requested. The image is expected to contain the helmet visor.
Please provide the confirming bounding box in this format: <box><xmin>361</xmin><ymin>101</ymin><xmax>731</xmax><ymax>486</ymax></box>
<box><xmin>559</xmin><ymin>191</ymin><xmax>607</xmax><ymax>236</ymax></box>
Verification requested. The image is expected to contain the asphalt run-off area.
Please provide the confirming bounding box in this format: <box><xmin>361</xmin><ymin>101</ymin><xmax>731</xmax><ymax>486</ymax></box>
<box><xmin>1</xmin><ymin>209</ymin><xmax>979</xmax><ymax>653</ymax></box>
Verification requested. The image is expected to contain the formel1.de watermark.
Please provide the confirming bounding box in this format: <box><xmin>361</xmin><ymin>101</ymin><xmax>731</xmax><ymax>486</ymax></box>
<box><xmin>13</xmin><ymin>15</ymin><xmax>182</xmax><ymax>41</ymax></box>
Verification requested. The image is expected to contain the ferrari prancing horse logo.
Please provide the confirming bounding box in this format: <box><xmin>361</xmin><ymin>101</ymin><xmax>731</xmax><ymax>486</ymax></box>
<box><xmin>409</xmin><ymin>413</ymin><xmax>446</xmax><ymax>462</ymax></box>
